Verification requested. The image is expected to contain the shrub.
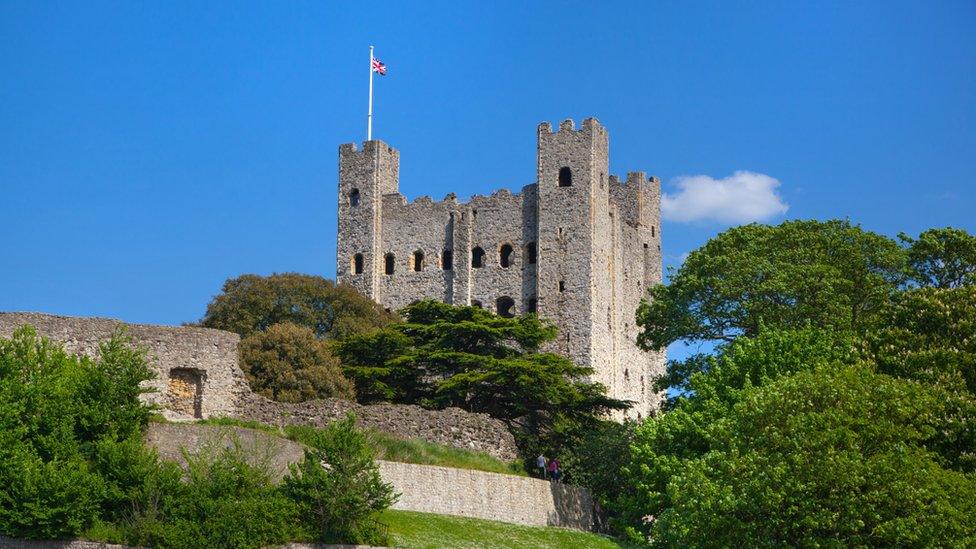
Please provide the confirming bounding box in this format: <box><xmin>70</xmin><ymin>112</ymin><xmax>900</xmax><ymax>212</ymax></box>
<box><xmin>283</xmin><ymin>416</ymin><xmax>398</xmax><ymax>545</ymax></box>
<box><xmin>239</xmin><ymin>322</ymin><xmax>355</xmax><ymax>402</ymax></box>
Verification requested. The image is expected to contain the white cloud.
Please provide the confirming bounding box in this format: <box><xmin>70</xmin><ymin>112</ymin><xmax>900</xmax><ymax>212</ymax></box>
<box><xmin>661</xmin><ymin>171</ymin><xmax>789</xmax><ymax>224</ymax></box>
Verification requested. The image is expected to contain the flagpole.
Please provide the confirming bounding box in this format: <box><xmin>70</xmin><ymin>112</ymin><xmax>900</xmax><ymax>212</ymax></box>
<box><xmin>367</xmin><ymin>45</ymin><xmax>374</xmax><ymax>141</ymax></box>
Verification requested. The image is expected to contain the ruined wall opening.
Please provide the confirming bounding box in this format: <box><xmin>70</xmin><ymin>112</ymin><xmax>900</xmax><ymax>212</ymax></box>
<box><xmin>412</xmin><ymin>250</ymin><xmax>424</xmax><ymax>272</ymax></box>
<box><xmin>526</xmin><ymin>297</ymin><xmax>537</xmax><ymax>313</ymax></box>
<box><xmin>349</xmin><ymin>188</ymin><xmax>360</xmax><ymax>207</ymax></box>
<box><xmin>525</xmin><ymin>242</ymin><xmax>537</xmax><ymax>264</ymax></box>
<box><xmin>471</xmin><ymin>247</ymin><xmax>485</xmax><ymax>268</ymax></box>
<box><xmin>167</xmin><ymin>368</ymin><xmax>203</xmax><ymax>419</ymax></box>
<box><xmin>558</xmin><ymin>167</ymin><xmax>573</xmax><ymax>187</ymax></box>
<box><xmin>442</xmin><ymin>250</ymin><xmax>453</xmax><ymax>270</ymax></box>
<box><xmin>472</xmin><ymin>300</ymin><xmax>483</xmax><ymax>308</ymax></box>
<box><xmin>385</xmin><ymin>253</ymin><xmax>395</xmax><ymax>275</ymax></box>
<box><xmin>499</xmin><ymin>244</ymin><xmax>514</xmax><ymax>268</ymax></box>
<box><xmin>352</xmin><ymin>253</ymin><xmax>364</xmax><ymax>274</ymax></box>
<box><xmin>496</xmin><ymin>296</ymin><xmax>515</xmax><ymax>318</ymax></box>
<box><xmin>558</xmin><ymin>280</ymin><xmax>566</xmax><ymax>292</ymax></box>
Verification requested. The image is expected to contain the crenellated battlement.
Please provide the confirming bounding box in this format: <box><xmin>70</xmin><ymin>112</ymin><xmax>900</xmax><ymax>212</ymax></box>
<box><xmin>336</xmin><ymin>118</ymin><xmax>665</xmax><ymax>420</ymax></box>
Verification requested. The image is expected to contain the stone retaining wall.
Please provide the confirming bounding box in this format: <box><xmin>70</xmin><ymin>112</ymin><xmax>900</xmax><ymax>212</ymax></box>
<box><xmin>145</xmin><ymin>423</ymin><xmax>592</xmax><ymax>530</ymax></box>
<box><xmin>0</xmin><ymin>312</ymin><xmax>248</xmax><ymax>421</ymax></box>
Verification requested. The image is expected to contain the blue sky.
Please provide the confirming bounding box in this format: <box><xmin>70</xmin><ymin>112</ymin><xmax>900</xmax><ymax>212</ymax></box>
<box><xmin>1</xmin><ymin>1</ymin><xmax>974</xmax><ymax>328</ymax></box>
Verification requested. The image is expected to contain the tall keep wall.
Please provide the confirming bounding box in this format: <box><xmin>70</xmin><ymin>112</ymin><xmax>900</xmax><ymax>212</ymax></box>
<box><xmin>336</xmin><ymin>119</ymin><xmax>665</xmax><ymax>418</ymax></box>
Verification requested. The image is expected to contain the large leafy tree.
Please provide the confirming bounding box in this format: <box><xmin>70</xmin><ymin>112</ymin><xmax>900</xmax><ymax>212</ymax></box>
<box><xmin>334</xmin><ymin>300</ymin><xmax>628</xmax><ymax>438</ymax></box>
<box><xmin>199</xmin><ymin>273</ymin><xmax>397</xmax><ymax>340</ymax></box>
<box><xmin>899</xmin><ymin>227</ymin><xmax>976</xmax><ymax>289</ymax></box>
<box><xmin>637</xmin><ymin>220</ymin><xmax>905</xmax><ymax>352</ymax></box>
<box><xmin>647</xmin><ymin>364</ymin><xmax>976</xmax><ymax>547</ymax></box>
<box><xmin>239</xmin><ymin>322</ymin><xmax>356</xmax><ymax>403</ymax></box>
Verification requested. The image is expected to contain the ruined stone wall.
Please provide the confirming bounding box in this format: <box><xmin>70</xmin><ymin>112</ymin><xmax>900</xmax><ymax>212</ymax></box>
<box><xmin>336</xmin><ymin>118</ymin><xmax>667</xmax><ymax>418</ymax></box>
<box><xmin>0</xmin><ymin>312</ymin><xmax>248</xmax><ymax>421</ymax></box>
<box><xmin>239</xmin><ymin>394</ymin><xmax>518</xmax><ymax>461</ymax></box>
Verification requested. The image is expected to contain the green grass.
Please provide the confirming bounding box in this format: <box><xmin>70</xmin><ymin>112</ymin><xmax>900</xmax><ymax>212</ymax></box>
<box><xmin>194</xmin><ymin>417</ymin><xmax>526</xmax><ymax>477</ymax></box>
<box><xmin>367</xmin><ymin>430</ymin><xmax>526</xmax><ymax>476</ymax></box>
<box><xmin>381</xmin><ymin>509</ymin><xmax>632</xmax><ymax>549</ymax></box>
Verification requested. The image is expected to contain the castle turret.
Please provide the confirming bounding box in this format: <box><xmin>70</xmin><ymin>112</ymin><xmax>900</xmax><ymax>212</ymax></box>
<box><xmin>535</xmin><ymin>118</ymin><xmax>612</xmax><ymax>372</ymax></box>
<box><xmin>337</xmin><ymin>140</ymin><xmax>400</xmax><ymax>300</ymax></box>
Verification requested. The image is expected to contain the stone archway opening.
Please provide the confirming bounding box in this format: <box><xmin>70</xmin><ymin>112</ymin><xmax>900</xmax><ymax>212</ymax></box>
<box><xmin>168</xmin><ymin>368</ymin><xmax>204</xmax><ymax>419</ymax></box>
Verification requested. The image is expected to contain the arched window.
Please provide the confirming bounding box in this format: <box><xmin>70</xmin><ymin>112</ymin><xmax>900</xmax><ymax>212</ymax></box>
<box><xmin>471</xmin><ymin>247</ymin><xmax>485</xmax><ymax>268</ymax></box>
<box><xmin>349</xmin><ymin>188</ymin><xmax>360</xmax><ymax>206</ymax></box>
<box><xmin>558</xmin><ymin>167</ymin><xmax>572</xmax><ymax>187</ymax></box>
<box><xmin>442</xmin><ymin>250</ymin><xmax>453</xmax><ymax>270</ymax></box>
<box><xmin>352</xmin><ymin>253</ymin><xmax>364</xmax><ymax>274</ymax></box>
<box><xmin>526</xmin><ymin>297</ymin><xmax>537</xmax><ymax>313</ymax></box>
<box><xmin>499</xmin><ymin>244</ymin><xmax>514</xmax><ymax>268</ymax></box>
<box><xmin>525</xmin><ymin>242</ymin><xmax>537</xmax><ymax>264</ymax></box>
<box><xmin>384</xmin><ymin>253</ymin><xmax>395</xmax><ymax>275</ymax></box>
<box><xmin>412</xmin><ymin>250</ymin><xmax>424</xmax><ymax>272</ymax></box>
<box><xmin>496</xmin><ymin>296</ymin><xmax>515</xmax><ymax>318</ymax></box>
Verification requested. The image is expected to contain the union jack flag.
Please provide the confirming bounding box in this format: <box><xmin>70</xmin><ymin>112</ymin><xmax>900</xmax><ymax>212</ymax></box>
<box><xmin>371</xmin><ymin>57</ymin><xmax>387</xmax><ymax>75</ymax></box>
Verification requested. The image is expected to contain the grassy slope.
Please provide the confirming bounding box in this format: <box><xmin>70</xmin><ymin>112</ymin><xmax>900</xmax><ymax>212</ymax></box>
<box><xmin>382</xmin><ymin>510</ymin><xmax>630</xmax><ymax>549</ymax></box>
<box><xmin>195</xmin><ymin>417</ymin><xmax>525</xmax><ymax>476</ymax></box>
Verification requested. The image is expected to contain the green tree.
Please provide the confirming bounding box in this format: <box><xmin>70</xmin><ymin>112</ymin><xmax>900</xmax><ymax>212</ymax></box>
<box><xmin>282</xmin><ymin>416</ymin><xmax>397</xmax><ymax>545</ymax></box>
<box><xmin>899</xmin><ymin>227</ymin><xmax>976</xmax><ymax>289</ymax></box>
<box><xmin>637</xmin><ymin>220</ymin><xmax>905</xmax><ymax>352</ymax></box>
<box><xmin>334</xmin><ymin>300</ymin><xmax>628</xmax><ymax>445</ymax></box>
<box><xmin>239</xmin><ymin>322</ymin><xmax>355</xmax><ymax>402</ymax></box>
<box><xmin>617</xmin><ymin>327</ymin><xmax>855</xmax><ymax>537</ymax></box>
<box><xmin>199</xmin><ymin>273</ymin><xmax>397</xmax><ymax>340</ymax></box>
<box><xmin>647</xmin><ymin>365</ymin><xmax>976</xmax><ymax>547</ymax></box>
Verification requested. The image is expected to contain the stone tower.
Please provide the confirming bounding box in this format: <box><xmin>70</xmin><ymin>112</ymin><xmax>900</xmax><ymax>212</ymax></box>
<box><xmin>336</xmin><ymin>119</ymin><xmax>665</xmax><ymax>418</ymax></box>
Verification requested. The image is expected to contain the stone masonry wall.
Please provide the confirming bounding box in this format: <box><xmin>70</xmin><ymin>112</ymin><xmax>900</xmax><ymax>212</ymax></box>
<box><xmin>145</xmin><ymin>423</ymin><xmax>591</xmax><ymax>530</ymax></box>
<box><xmin>0</xmin><ymin>312</ymin><xmax>248</xmax><ymax>421</ymax></box>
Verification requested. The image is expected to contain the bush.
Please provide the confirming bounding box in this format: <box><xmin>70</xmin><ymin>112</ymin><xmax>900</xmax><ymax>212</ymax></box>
<box><xmin>239</xmin><ymin>322</ymin><xmax>355</xmax><ymax>402</ymax></box>
<box><xmin>0</xmin><ymin>326</ymin><xmax>156</xmax><ymax>538</ymax></box>
<box><xmin>121</xmin><ymin>445</ymin><xmax>305</xmax><ymax>549</ymax></box>
<box><xmin>283</xmin><ymin>416</ymin><xmax>398</xmax><ymax>545</ymax></box>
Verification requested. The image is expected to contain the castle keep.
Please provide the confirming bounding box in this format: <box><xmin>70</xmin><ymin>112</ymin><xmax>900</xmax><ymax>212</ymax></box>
<box><xmin>336</xmin><ymin>118</ymin><xmax>665</xmax><ymax>417</ymax></box>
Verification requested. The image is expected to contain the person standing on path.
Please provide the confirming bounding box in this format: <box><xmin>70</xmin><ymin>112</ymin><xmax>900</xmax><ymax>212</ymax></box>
<box><xmin>537</xmin><ymin>454</ymin><xmax>548</xmax><ymax>479</ymax></box>
<box><xmin>548</xmin><ymin>457</ymin><xmax>560</xmax><ymax>483</ymax></box>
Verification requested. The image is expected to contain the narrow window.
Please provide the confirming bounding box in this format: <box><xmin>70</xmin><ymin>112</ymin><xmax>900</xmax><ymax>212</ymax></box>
<box><xmin>352</xmin><ymin>253</ymin><xmax>364</xmax><ymax>274</ymax></box>
<box><xmin>525</xmin><ymin>242</ymin><xmax>537</xmax><ymax>264</ymax></box>
<box><xmin>471</xmin><ymin>247</ymin><xmax>485</xmax><ymax>268</ymax></box>
<box><xmin>442</xmin><ymin>250</ymin><xmax>453</xmax><ymax>270</ymax></box>
<box><xmin>349</xmin><ymin>188</ymin><xmax>360</xmax><ymax>207</ymax></box>
<box><xmin>499</xmin><ymin>244</ymin><xmax>514</xmax><ymax>268</ymax></box>
<box><xmin>558</xmin><ymin>280</ymin><xmax>566</xmax><ymax>292</ymax></box>
<box><xmin>384</xmin><ymin>253</ymin><xmax>395</xmax><ymax>275</ymax></box>
<box><xmin>412</xmin><ymin>250</ymin><xmax>424</xmax><ymax>272</ymax></box>
<box><xmin>558</xmin><ymin>167</ymin><xmax>572</xmax><ymax>187</ymax></box>
<box><xmin>526</xmin><ymin>297</ymin><xmax>537</xmax><ymax>313</ymax></box>
<box><xmin>496</xmin><ymin>296</ymin><xmax>515</xmax><ymax>318</ymax></box>
<box><xmin>651</xmin><ymin>225</ymin><xmax>656</xmax><ymax>238</ymax></box>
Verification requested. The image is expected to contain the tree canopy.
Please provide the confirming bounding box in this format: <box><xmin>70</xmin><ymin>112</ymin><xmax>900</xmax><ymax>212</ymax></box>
<box><xmin>334</xmin><ymin>300</ymin><xmax>629</xmax><ymax>441</ymax></box>
<box><xmin>636</xmin><ymin>220</ymin><xmax>905</xmax><ymax>351</ymax></box>
<box><xmin>900</xmin><ymin>227</ymin><xmax>976</xmax><ymax>289</ymax></box>
<box><xmin>199</xmin><ymin>273</ymin><xmax>397</xmax><ymax>340</ymax></box>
